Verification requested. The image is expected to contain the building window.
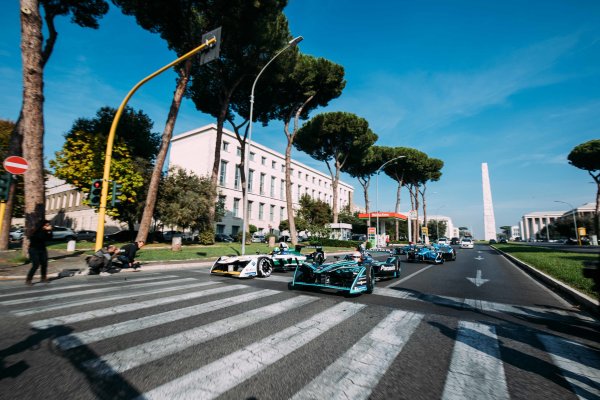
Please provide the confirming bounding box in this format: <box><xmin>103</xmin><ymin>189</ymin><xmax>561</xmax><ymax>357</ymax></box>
<box><xmin>248</xmin><ymin>201</ymin><xmax>253</xmax><ymax>218</ymax></box>
<box><xmin>298</xmin><ymin>171</ymin><xmax>302</xmax><ymax>179</ymax></box>
<box><xmin>236</xmin><ymin>146</ymin><xmax>242</xmax><ymax>157</ymax></box>
<box><xmin>248</xmin><ymin>170</ymin><xmax>254</xmax><ymax>193</ymax></box>
<box><xmin>312</xmin><ymin>177</ymin><xmax>315</xmax><ymax>184</ymax></box>
<box><xmin>280</xmin><ymin>179</ymin><xmax>285</xmax><ymax>200</ymax></box>
<box><xmin>231</xmin><ymin>226</ymin><xmax>240</xmax><ymax>236</ymax></box>
<box><xmin>259</xmin><ymin>203</ymin><xmax>265</xmax><ymax>220</ymax></box>
<box><xmin>280</xmin><ymin>206</ymin><xmax>285</xmax><ymax>221</ymax></box>
<box><xmin>233</xmin><ymin>198</ymin><xmax>240</xmax><ymax>217</ymax></box>
<box><xmin>281</xmin><ymin>164</ymin><xmax>285</xmax><ymax>173</ymax></box>
<box><xmin>250</xmin><ymin>152</ymin><xmax>255</xmax><ymax>161</ymax></box>
<box><xmin>319</xmin><ymin>179</ymin><xmax>321</xmax><ymax>187</ymax></box>
<box><xmin>216</xmin><ymin>224</ymin><xmax>225</xmax><ymax>234</ymax></box>
<box><xmin>234</xmin><ymin>165</ymin><xmax>242</xmax><ymax>189</ymax></box>
<box><xmin>270</xmin><ymin>176</ymin><xmax>276</xmax><ymax>197</ymax></box>
<box><xmin>260</xmin><ymin>173</ymin><xmax>265</xmax><ymax>195</ymax></box>
<box><xmin>261</xmin><ymin>156</ymin><xmax>266</xmax><ymax>165</ymax></box>
<box><xmin>223</xmin><ymin>141</ymin><xmax>229</xmax><ymax>152</ymax></box>
<box><xmin>272</xmin><ymin>161</ymin><xmax>276</xmax><ymax>169</ymax></box>
<box><xmin>219</xmin><ymin>160</ymin><xmax>228</xmax><ymax>186</ymax></box>
<box><xmin>270</xmin><ymin>205</ymin><xmax>275</xmax><ymax>221</ymax></box>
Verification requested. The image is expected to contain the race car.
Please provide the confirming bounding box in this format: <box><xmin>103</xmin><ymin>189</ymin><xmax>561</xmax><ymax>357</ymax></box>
<box><xmin>288</xmin><ymin>251</ymin><xmax>375</xmax><ymax>295</ymax></box>
<box><xmin>406</xmin><ymin>245</ymin><xmax>445</xmax><ymax>264</ymax></box>
<box><xmin>210</xmin><ymin>254</ymin><xmax>273</xmax><ymax>278</ymax></box>
<box><xmin>270</xmin><ymin>244</ymin><xmax>326</xmax><ymax>272</ymax></box>
<box><xmin>361</xmin><ymin>250</ymin><xmax>402</xmax><ymax>279</ymax></box>
<box><xmin>433</xmin><ymin>243</ymin><xmax>456</xmax><ymax>261</ymax></box>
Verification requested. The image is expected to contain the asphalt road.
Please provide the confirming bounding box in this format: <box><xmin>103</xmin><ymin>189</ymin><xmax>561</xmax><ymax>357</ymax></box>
<box><xmin>0</xmin><ymin>244</ymin><xmax>598</xmax><ymax>400</ymax></box>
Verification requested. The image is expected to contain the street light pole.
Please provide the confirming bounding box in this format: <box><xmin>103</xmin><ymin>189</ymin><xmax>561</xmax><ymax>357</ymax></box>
<box><xmin>554</xmin><ymin>200</ymin><xmax>580</xmax><ymax>246</ymax></box>
<box><xmin>241</xmin><ymin>36</ymin><xmax>303</xmax><ymax>255</ymax></box>
<box><xmin>375</xmin><ymin>156</ymin><xmax>405</xmax><ymax>248</ymax></box>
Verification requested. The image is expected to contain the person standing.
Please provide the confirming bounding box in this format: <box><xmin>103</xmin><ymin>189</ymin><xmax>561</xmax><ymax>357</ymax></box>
<box><xmin>25</xmin><ymin>220</ymin><xmax>52</xmax><ymax>286</ymax></box>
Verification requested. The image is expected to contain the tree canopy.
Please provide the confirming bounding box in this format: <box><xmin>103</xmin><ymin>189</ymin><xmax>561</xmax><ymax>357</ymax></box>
<box><xmin>568</xmin><ymin>139</ymin><xmax>600</xmax><ymax>234</ymax></box>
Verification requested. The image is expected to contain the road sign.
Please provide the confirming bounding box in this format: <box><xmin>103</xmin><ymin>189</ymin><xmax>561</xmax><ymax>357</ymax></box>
<box><xmin>3</xmin><ymin>156</ymin><xmax>28</xmax><ymax>175</ymax></box>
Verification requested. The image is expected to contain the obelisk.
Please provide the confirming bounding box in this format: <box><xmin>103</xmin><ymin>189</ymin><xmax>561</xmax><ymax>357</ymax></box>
<box><xmin>482</xmin><ymin>163</ymin><xmax>497</xmax><ymax>241</ymax></box>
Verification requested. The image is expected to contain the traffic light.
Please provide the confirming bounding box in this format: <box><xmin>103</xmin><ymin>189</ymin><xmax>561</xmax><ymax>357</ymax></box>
<box><xmin>89</xmin><ymin>179</ymin><xmax>102</xmax><ymax>206</ymax></box>
<box><xmin>111</xmin><ymin>181</ymin><xmax>122</xmax><ymax>207</ymax></box>
<box><xmin>0</xmin><ymin>173</ymin><xmax>12</xmax><ymax>201</ymax></box>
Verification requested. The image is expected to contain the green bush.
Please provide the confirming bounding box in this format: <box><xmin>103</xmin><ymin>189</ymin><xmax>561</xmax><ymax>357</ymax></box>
<box><xmin>309</xmin><ymin>238</ymin><xmax>361</xmax><ymax>248</ymax></box>
<box><xmin>198</xmin><ymin>230</ymin><xmax>215</xmax><ymax>245</ymax></box>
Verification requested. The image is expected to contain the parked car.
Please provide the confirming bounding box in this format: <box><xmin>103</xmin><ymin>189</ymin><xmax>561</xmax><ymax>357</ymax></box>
<box><xmin>104</xmin><ymin>230</ymin><xmax>138</xmax><ymax>243</ymax></box>
<box><xmin>437</xmin><ymin>237</ymin><xmax>449</xmax><ymax>245</ymax></box>
<box><xmin>162</xmin><ymin>230</ymin><xmax>183</xmax><ymax>241</ymax></box>
<box><xmin>215</xmin><ymin>233</ymin><xmax>234</xmax><ymax>242</ymax></box>
<box><xmin>51</xmin><ymin>226</ymin><xmax>76</xmax><ymax>241</ymax></box>
<box><xmin>251</xmin><ymin>234</ymin><xmax>265</xmax><ymax>243</ymax></box>
<box><xmin>76</xmin><ymin>230</ymin><xmax>97</xmax><ymax>241</ymax></box>
<box><xmin>9</xmin><ymin>228</ymin><xmax>24</xmax><ymax>241</ymax></box>
<box><xmin>450</xmin><ymin>237</ymin><xmax>460</xmax><ymax>245</ymax></box>
<box><xmin>499</xmin><ymin>238</ymin><xmax>508</xmax><ymax>244</ymax></box>
<box><xmin>489</xmin><ymin>239</ymin><xmax>497</xmax><ymax>244</ymax></box>
<box><xmin>278</xmin><ymin>235</ymin><xmax>292</xmax><ymax>243</ymax></box>
<box><xmin>460</xmin><ymin>237</ymin><xmax>474</xmax><ymax>249</ymax></box>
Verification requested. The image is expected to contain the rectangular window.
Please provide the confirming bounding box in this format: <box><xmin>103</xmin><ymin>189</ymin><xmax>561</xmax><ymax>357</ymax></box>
<box><xmin>219</xmin><ymin>160</ymin><xmax>228</xmax><ymax>186</ymax></box>
<box><xmin>234</xmin><ymin>165</ymin><xmax>241</xmax><ymax>190</ymax></box>
<box><xmin>223</xmin><ymin>141</ymin><xmax>229</xmax><ymax>151</ymax></box>
<box><xmin>233</xmin><ymin>198</ymin><xmax>240</xmax><ymax>217</ymax></box>
<box><xmin>236</xmin><ymin>147</ymin><xmax>242</xmax><ymax>157</ymax></box>
<box><xmin>231</xmin><ymin>226</ymin><xmax>240</xmax><ymax>236</ymax></box>
<box><xmin>269</xmin><ymin>205</ymin><xmax>275</xmax><ymax>222</ymax></box>
<box><xmin>218</xmin><ymin>195</ymin><xmax>226</xmax><ymax>215</ymax></box>
<box><xmin>280</xmin><ymin>179</ymin><xmax>285</xmax><ymax>200</ymax></box>
<box><xmin>216</xmin><ymin>224</ymin><xmax>225</xmax><ymax>234</ymax></box>
<box><xmin>298</xmin><ymin>171</ymin><xmax>302</xmax><ymax>179</ymax></box>
<box><xmin>250</xmin><ymin>152</ymin><xmax>255</xmax><ymax>161</ymax></box>
<box><xmin>280</xmin><ymin>206</ymin><xmax>284</xmax><ymax>221</ymax></box>
<box><xmin>260</xmin><ymin>173</ymin><xmax>265</xmax><ymax>195</ymax></box>
<box><xmin>270</xmin><ymin>176</ymin><xmax>276</xmax><ymax>197</ymax></box>
<box><xmin>271</xmin><ymin>161</ymin><xmax>276</xmax><ymax>169</ymax></box>
<box><xmin>281</xmin><ymin>164</ymin><xmax>285</xmax><ymax>173</ymax></box>
<box><xmin>248</xmin><ymin>201</ymin><xmax>253</xmax><ymax>219</ymax></box>
<box><xmin>259</xmin><ymin>203</ymin><xmax>265</xmax><ymax>220</ymax></box>
<box><xmin>297</xmin><ymin>184</ymin><xmax>302</xmax><ymax>201</ymax></box>
<box><xmin>248</xmin><ymin>169</ymin><xmax>254</xmax><ymax>193</ymax></box>
<box><xmin>261</xmin><ymin>156</ymin><xmax>266</xmax><ymax>165</ymax></box>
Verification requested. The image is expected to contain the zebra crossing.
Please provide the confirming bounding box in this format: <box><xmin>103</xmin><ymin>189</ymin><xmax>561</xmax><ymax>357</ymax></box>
<box><xmin>1</xmin><ymin>273</ymin><xmax>599</xmax><ymax>400</ymax></box>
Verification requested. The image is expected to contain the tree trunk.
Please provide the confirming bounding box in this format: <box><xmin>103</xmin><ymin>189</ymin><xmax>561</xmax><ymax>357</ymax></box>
<box><xmin>331</xmin><ymin>161</ymin><xmax>341</xmax><ymax>224</ymax></box>
<box><xmin>284</xmin><ymin>129</ymin><xmax>296</xmax><ymax>243</ymax></box>
<box><xmin>20</xmin><ymin>0</ymin><xmax>46</xmax><ymax>256</ymax></box>
<box><xmin>394</xmin><ymin>180</ymin><xmax>403</xmax><ymax>241</ymax></box>
<box><xmin>358</xmin><ymin>177</ymin><xmax>370</xmax><ymax>227</ymax></box>
<box><xmin>137</xmin><ymin>61</ymin><xmax>191</xmax><ymax>243</ymax></box>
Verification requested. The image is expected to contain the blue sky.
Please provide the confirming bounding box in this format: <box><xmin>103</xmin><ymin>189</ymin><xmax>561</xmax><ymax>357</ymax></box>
<box><xmin>1</xmin><ymin>0</ymin><xmax>599</xmax><ymax>237</ymax></box>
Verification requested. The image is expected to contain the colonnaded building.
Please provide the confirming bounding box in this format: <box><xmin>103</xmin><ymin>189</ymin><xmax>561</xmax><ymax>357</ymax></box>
<box><xmin>519</xmin><ymin>202</ymin><xmax>596</xmax><ymax>241</ymax></box>
<box><xmin>169</xmin><ymin>124</ymin><xmax>354</xmax><ymax>237</ymax></box>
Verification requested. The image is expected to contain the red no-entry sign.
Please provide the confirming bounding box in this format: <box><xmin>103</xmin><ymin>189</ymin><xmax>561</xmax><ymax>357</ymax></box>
<box><xmin>3</xmin><ymin>156</ymin><xmax>29</xmax><ymax>175</ymax></box>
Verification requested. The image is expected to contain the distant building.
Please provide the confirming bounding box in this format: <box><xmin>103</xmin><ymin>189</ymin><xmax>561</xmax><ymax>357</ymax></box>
<box><xmin>511</xmin><ymin>225</ymin><xmax>520</xmax><ymax>240</ymax></box>
<box><xmin>169</xmin><ymin>124</ymin><xmax>354</xmax><ymax>237</ymax></box>
<box><xmin>519</xmin><ymin>202</ymin><xmax>595</xmax><ymax>241</ymax></box>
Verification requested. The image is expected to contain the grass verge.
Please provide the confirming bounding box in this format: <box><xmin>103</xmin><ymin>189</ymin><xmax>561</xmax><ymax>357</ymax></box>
<box><xmin>495</xmin><ymin>243</ymin><xmax>599</xmax><ymax>299</ymax></box>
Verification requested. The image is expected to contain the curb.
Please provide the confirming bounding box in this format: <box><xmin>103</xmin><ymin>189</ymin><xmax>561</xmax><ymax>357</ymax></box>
<box><xmin>492</xmin><ymin>245</ymin><xmax>600</xmax><ymax>315</ymax></box>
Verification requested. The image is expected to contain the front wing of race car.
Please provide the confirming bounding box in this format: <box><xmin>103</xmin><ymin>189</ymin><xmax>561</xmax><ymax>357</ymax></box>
<box><xmin>369</xmin><ymin>256</ymin><xmax>401</xmax><ymax>279</ymax></box>
<box><xmin>289</xmin><ymin>260</ymin><xmax>375</xmax><ymax>295</ymax></box>
<box><xmin>210</xmin><ymin>254</ymin><xmax>273</xmax><ymax>278</ymax></box>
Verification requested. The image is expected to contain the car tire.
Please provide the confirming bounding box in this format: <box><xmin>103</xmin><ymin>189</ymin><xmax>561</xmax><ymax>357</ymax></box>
<box><xmin>257</xmin><ymin>257</ymin><xmax>273</xmax><ymax>278</ymax></box>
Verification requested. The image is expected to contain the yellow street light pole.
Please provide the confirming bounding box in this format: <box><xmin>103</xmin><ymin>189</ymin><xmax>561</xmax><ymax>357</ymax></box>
<box><xmin>94</xmin><ymin>31</ymin><xmax>219</xmax><ymax>251</ymax></box>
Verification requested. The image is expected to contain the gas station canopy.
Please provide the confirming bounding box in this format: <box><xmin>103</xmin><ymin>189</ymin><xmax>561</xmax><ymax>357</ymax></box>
<box><xmin>358</xmin><ymin>212</ymin><xmax>408</xmax><ymax>221</ymax></box>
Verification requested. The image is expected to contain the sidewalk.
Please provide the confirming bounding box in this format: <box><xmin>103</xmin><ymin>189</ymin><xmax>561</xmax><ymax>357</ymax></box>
<box><xmin>0</xmin><ymin>249</ymin><xmax>215</xmax><ymax>281</ymax></box>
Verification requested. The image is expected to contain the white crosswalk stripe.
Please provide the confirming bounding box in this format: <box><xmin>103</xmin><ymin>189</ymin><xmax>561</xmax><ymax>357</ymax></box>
<box><xmin>538</xmin><ymin>334</ymin><xmax>600</xmax><ymax>400</ymax></box>
<box><xmin>0</xmin><ymin>277</ymin><xmax>198</xmax><ymax>306</ymax></box>
<box><xmin>53</xmin><ymin>289</ymin><xmax>280</xmax><ymax>350</ymax></box>
<box><xmin>136</xmin><ymin>302</ymin><xmax>366</xmax><ymax>400</ymax></box>
<box><xmin>83</xmin><ymin>295</ymin><xmax>320</xmax><ymax>376</ymax></box>
<box><xmin>30</xmin><ymin>283</ymin><xmax>245</xmax><ymax>329</ymax></box>
<box><xmin>442</xmin><ymin>321</ymin><xmax>509</xmax><ymax>400</ymax></box>
<box><xmin>14</xmin><ymin>281</ymin><xmax>219</xmax><ymax>316</ymax></box>
<box><xmin>290</xmin><ymin>310</ymin><xmax>423</xmax><ymax>400</ymax></box>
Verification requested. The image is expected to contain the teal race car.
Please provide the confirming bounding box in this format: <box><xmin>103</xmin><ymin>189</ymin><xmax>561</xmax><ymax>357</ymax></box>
<box><xmin>271</xmin><ymin>245</ymin><xmax>326</xmax><ymax>272</ymax></box>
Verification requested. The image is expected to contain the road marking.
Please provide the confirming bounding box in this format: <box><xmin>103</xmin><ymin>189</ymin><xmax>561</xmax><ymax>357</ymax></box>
<box><xmin>475</xmin><ymin>256</ymin><xmax>484</xmax><ymax>260</ymax></box>
<box><xmin>0</xmin><ymin>277</ymin><xmax>198</xmax><ymax>306</ymax></box>
<box><xmin>136</xmin><ymin>302</ymin><xmax>366</xmax><ymax>400</ymax></box>
<box><xmin>29</xmin><ymin>284</ymin><xmax>245</xmax><ymax>328</ymax></box>
<box><xmin>291</xmin><ymin>310</ymin><xmax>423</xmax><ymax>400</ymax></box>
<box><xmin>264</xmin><ymin>274</ymin><xmax>292</xmax><ymax>283</ymax></box>
<box><xmin>467</xmin><ymin>270</ymin><xmax>490</xmax><ymax>287</ymax></box>
<box><xmin>54</xmin><ymin>289</ymin><xmax>280</xmax><ymax>350</ymax></box>
<box><xmin>84</xmin><ymin>295</ymin><xmax>321</xmax><ymax>376</ymax></box>
<box><xmin>538</xmin><ymin>334</ymin><xmax>600</xmax><ymax>399</ymax></box>
<box><xmin>395</xmin><ymin>264</ymin><xmax>434</xmax><ymax>284</ymax></box>
<box><xmin>442</xmin><ymin>321</ymin><xmax>509</xmax><ymax>400</ymax></box>
<box><xmin>14</xmin><ymin>281</ymin><xmax>219</xmax><ymax>316</ymax></box>
<box><xmin>0</xmin><ymin>274</ymin><xmax>171</xmax><ymax>298</ymax></box>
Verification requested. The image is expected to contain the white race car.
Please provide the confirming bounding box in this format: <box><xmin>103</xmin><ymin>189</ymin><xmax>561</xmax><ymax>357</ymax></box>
<box><xmin>210</xmin><ymin>254</ymin><xmax>273</xmax><ymax>278</ymax></box>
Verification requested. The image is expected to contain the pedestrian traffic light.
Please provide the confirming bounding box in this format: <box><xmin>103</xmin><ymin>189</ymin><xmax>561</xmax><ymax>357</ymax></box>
<box><xmin>89</xmin><ymin>179</ymin><xmax>102</xmax><ymax>206</ymax></box>
<box><xmin>111</xmin><ymin>181</ymin><xmax>122</xmax><ymax>207</ymax></box>
<box><xmin>0</xmin><ymin>173</ymin><xmax>12</xmax><ymax>201</ymax></box>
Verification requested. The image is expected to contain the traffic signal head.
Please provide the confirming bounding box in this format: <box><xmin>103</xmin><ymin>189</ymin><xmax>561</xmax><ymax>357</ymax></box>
<box><xmin>0</xmin><ymin>173</ymin><xmax>12</xmax><ymax>201</ymax></box>
<box><xmin>89</xmin><ymin>179</ymin><xmax>102</xmax><ymax>206</ymax></box>
<box><xmin>111</xmin><ymin>181</ymin><xmax>123</xmax><ymax>207</ymax></box>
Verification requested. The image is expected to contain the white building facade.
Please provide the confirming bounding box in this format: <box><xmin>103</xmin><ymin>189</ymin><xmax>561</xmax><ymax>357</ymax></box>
<box><xmin>169</xmin><ymin>124</ymin><xmax>354</xmax><ymax>237</ymax></box>
<box><xmin>519</xmin><ymin>202</ymin><xmax>596</xmax><ymax>241</ymax></box>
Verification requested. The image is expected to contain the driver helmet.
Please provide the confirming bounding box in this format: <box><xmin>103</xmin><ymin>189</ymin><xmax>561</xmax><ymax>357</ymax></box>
<box><xmin>351</xmin><ymin>251</ymin><xmax>362</xmax><ymax>261</ymax></box>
